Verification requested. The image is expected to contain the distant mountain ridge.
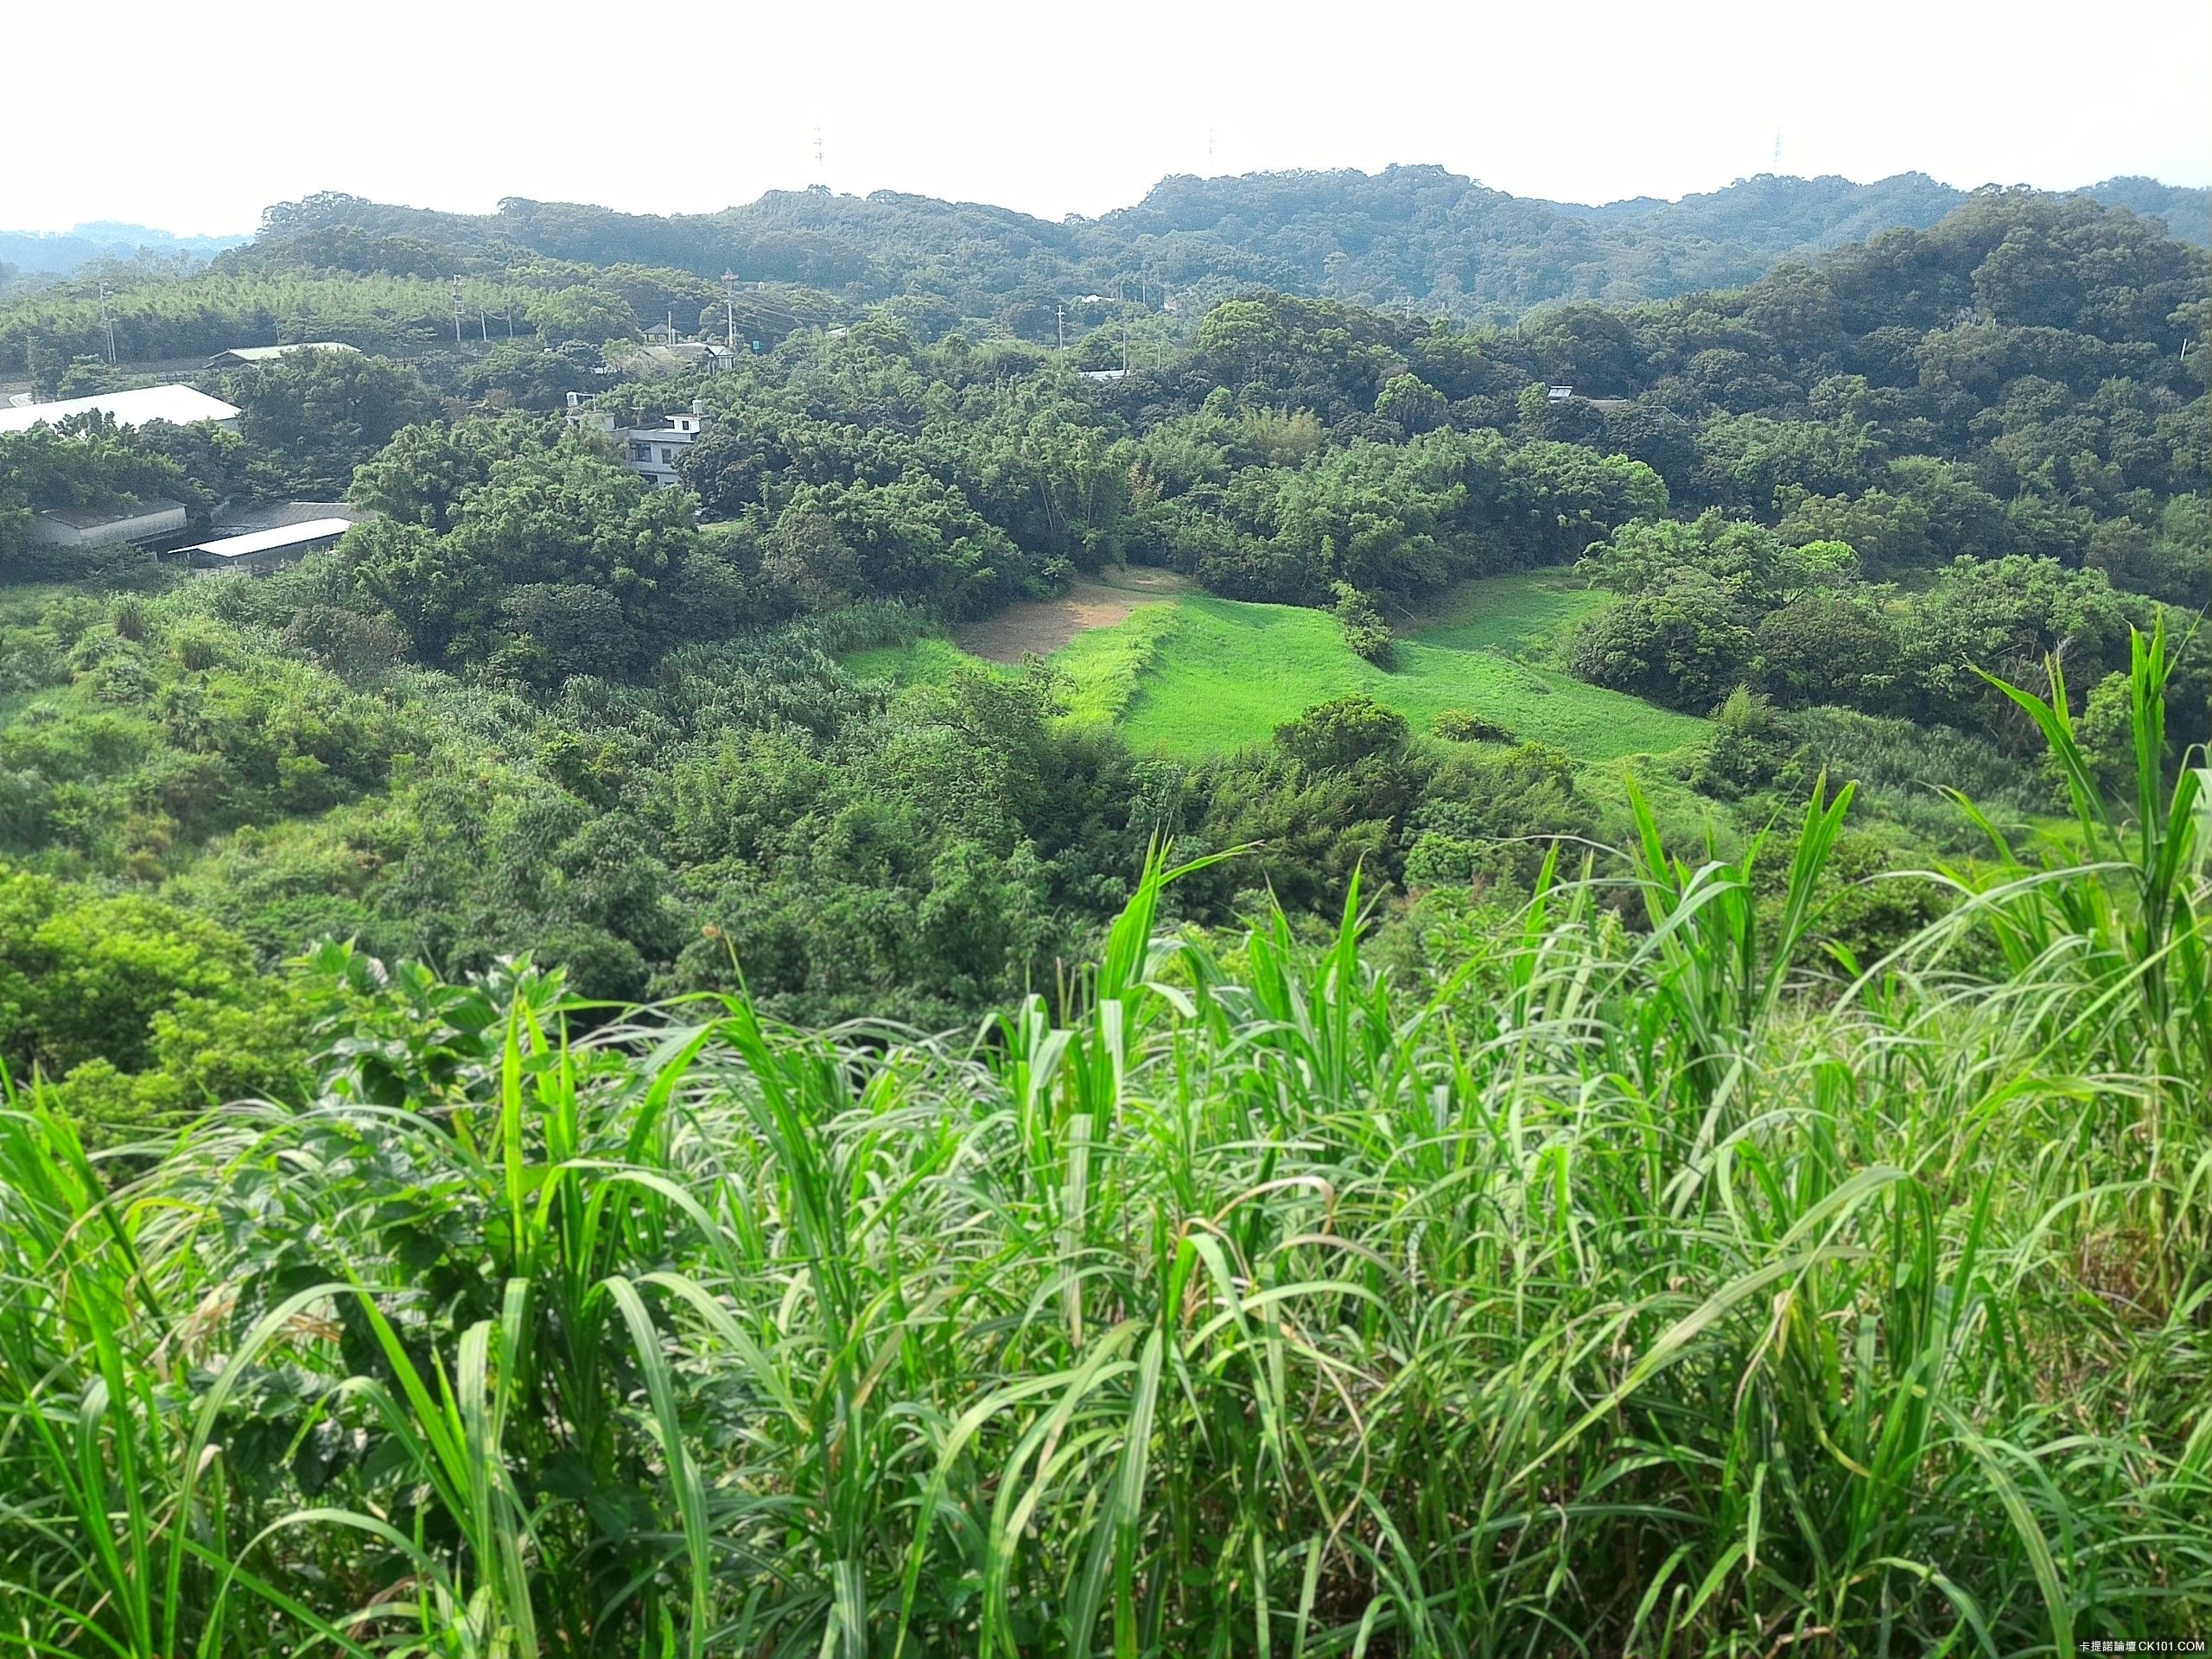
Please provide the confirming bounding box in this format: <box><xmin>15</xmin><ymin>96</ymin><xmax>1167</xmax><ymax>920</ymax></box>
<box><xmin>0</xmin><ymin>223</ymin><xmax>247</xmax><ymax>276</ymax></box>
<box><xmin>16</xmin><ymin>168</ymin><xmax>2203</xmax><ymax>321</ymax></box>
<box><xmin>1088</xmin><ymin>167</ymin><xmax>2209</xmax><ymax>312</ymax></box>
<box><xmin>238</xmin><ymin>167</ymin><xmax>2208</xmax><ymax>321</ymax></box>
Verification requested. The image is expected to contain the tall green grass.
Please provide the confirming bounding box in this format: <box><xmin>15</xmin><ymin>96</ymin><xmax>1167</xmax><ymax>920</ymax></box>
<box><xmin>1</xmin><ymin>633</ymin><xmax>2205</xmax><ymax>1656</ymax></box>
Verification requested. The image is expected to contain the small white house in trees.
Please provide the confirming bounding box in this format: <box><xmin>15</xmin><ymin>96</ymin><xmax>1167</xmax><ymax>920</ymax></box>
<box><xmin>566</xmin><ymin>393</ymin><xmax>710</xmax><ymax>489</ymax></box>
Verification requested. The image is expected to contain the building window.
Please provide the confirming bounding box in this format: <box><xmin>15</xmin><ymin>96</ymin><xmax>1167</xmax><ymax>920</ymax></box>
<box><xmin>661</xmin><ymin>448</ymin><xmax>675</xmax><ymax>465</ymax></box>
<box><xmin>631</xmin><ymin>443</ymin><xmax>651</xmax><ymax>462</ymax></box>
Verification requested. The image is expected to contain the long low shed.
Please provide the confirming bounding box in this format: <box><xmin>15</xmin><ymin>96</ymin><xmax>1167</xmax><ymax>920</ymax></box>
<box><xmin>165</xmin><ymin>517</ymin><xmax>356</xmax><ymax>575</ymax></box>
<box><xmin>29</xmin><ymin>499</ymin><xmax>189</xmax><ymax>550</ymax></box>
<box><xmin>0</xmin><ymin>385</ymin><xmax>240</xmax><ymax>435</ymax></box>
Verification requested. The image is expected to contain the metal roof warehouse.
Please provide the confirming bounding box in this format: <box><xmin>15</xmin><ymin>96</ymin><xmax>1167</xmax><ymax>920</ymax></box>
<box><xmin>205</xmin><ymin>342</ymin><xmax>362</xmax><ymax>369</ymax></box>
<box><xmin>0</xmin><ymin>385</ymin><xmax>241</xmax><ymax>435</ymax></box>
<box><xmin>166</xmin><ymin>518</ymin><xmax>356</xmax><ymax>575</ymax></box>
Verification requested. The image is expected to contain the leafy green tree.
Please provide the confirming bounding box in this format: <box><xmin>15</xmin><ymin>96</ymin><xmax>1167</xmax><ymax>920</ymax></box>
<box><xmin>1195</xmin><ymin>298</ymin><xmax>1287</xmax><ymax>388</ymax></box>
<box><xmin>55</xmin><ymin>355</ymin><xmax>116</xmax><ymax>397</ymax></box>
<box><xmin>0</xmin><ymin>865</ymin><xmax>311</xmax><ymax>1141</ymax></box>
<box><xmin>1374</xmin><ymin>372</ymin><xmax>1446</xmax><ymax>434</ymax></box>
<box><xmin>1274</xmin><ymin>693</ymin><xmax>1409</xmax><ymax>773</ymax></box>
<box><xmin>1776</xmin><ymin>489</ymin><xmax>1932</xmax><ymax>566</ymax></box>
<box><xmin>219</xmin><ymin>346</ymin><xmax>438</xmax><ymax>498</ymax></box>
<box><xmin>1902</xmin><ymin>556</ymin><xmax>2133</xmax><ymax>734</ymax></box>
<box><xmin>348</xmin><ymin>416</ymin><xmax>554</xmax><ymax>531</ymax></box>
<box><xmin>1571</xmin><ymin>569</ymin><xmax>1756</xmax><ymax>711</ymax></box>
<box><xmin>1695</xmin><ymin>686</ymin><xmax>1801</xmax><ymax>798</ymax></box>
<box><xmin>1753</xmin><ymin>592</ymin><xmax>1899</xmax><ymax>709</ymax></box>
<box><xmin>1331</xmin><ymin>582</ymin><xmax>1395</xmax><ymax>666</ymax></box>
<box><xmin>677</xmin><ymin>425</ymin><xmax>781</xmax><ymax>517</ymax></box>
<box><xmin>524</xmin><ymin>285</ymin><xmax>641</xmax><ymax>346</ymax></box>
<box><xmin>1402</xmin><ymin>741</ymin><xmax>1581</xmax><ymax>887</ymax></box>
<box><xmin>1192</xmin><ymin>695</ymin><xmax>1427</xmax><ymax>913</ymax></box>
<box><xmin>460</xmin><ymin>343</ymin><xmax>597</xmax><ymax>409</ymax></box>
<box><xmin>344</xmin><ymin>445</ymin><xmax>697</xmax><ymax>667</ymax></box>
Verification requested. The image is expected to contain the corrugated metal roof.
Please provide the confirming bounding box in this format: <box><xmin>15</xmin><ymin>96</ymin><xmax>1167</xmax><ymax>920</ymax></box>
<box><xmin>0</xmin><ymin>385</ymin><xmax>241</xmax><ymax>435</ymax></box>
<box><xmin>37</xmin><ymin>498</ymin><xmax>187</xmax><ymax>530</ymax></box>
<box><xmin>180</xmin><ymin>518</ymin><xmax>355</xmax><ymax>560</ymax></box>
<box><xmin>209</xmin><ymin>500</ymin><xmax>356</xmax><ymax>533</ymax></box>
<box><xmin>207</xmin><ymin>342</ymin><xmax>361</xmax><ymax>365</ymax></box>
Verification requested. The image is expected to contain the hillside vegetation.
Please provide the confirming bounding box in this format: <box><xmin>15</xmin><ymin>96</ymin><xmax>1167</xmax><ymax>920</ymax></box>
<box><xmin>2</xmin><ymin>185</ymin><xmax>2205</xmax><ymax>1065</ymax></box>
<box><xmin>5</xmin><ymin>168</ymin><xmax>2207</xmax><ymax>371</ymax></box>
<box><xmin>2</xmin><ymin>137</ymin><xmax>2210</xmax><ymax>1659</ymax></box>
<box><xmin>2</xmin><ymin>638</ymin><xmax>2206</xmax><ymax>1655</ymax></box>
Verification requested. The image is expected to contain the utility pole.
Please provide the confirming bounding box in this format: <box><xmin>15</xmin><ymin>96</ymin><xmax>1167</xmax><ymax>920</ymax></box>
<box><xmin>452</xmin><ymin>277</ymin><xmax>464</xmax><ymax>345</ymax></box>
<box><xmin>98</xmin><ymin>283</ymin><xmax>117</xmax><ymax>366</ymax></box>
<box><xmin>1057</xmin><ymin>303</ymin><xmax>1065</xmax><ymax>356</ymax></box>
<box><xmin>1122</xmin><ymin>322</ymin><xmax>1130</xmax><ymax>374</ymax></box>
<box><xmin>480</xmin><ymin>305</ymin><xmax>490</xmax><ymax>344</ymax></box>
<box><xmin>722</xmin><ymin>270</ymin><xmax>737</xmax><ymax>348</ymax></box>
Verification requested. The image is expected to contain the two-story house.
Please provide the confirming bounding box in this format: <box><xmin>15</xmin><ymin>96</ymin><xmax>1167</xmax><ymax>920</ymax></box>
<box><xmin>622</xmin><ymin>399</ymin><xmax>709</xmax><ymax>488</ymax></box>
<box><xmin>565</xmin><ymin>394</ymin><xmax>711</xmax><ymax>489</ymax></box>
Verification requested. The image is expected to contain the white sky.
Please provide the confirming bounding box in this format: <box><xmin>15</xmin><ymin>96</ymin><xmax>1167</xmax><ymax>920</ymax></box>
<box><xmin>4</xmin><ymin>0</ymin><xmax>2207</xmax><ymax>235</ymax></box>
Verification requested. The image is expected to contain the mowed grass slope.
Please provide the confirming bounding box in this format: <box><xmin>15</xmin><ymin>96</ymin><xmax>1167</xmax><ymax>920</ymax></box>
<box><xmin>1407</xmin><ymin>568</ymin><xmax>1615</xmax><ymax>656</ymax></box>
<box><xmin>1116</xmin><ymin>591</ymin><xmax>1704</xmax><ymax>760</ymax></box>
<box><xmin>845</xmin><ymin>569</ymin><xmax>1709</xmax><ymax>762</ymax></box>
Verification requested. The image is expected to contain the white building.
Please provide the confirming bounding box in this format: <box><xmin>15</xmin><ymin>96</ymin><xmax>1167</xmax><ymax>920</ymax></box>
<box><xmin>165</xmin><ymin>517</ymin><xmax>356</xmax><ymax>576</ymax></box>
<box><xmin>624</xmin><ymin>401</ymin><xmax>709</xmax><ymax>488</ymax></box>
<box><xmin>0</xmin><ymin>385</ymin><xmax>241</xmax><ymax>435</ymax></box>
<box><xmin>205</xmin><ymin>342</ymin><xmax>362</xmax><ymax>370</ymax></box>
<box><xmin>568</xmin><ymin>393</ymin><xmax>710</xmax><ymax>489</ymax></box>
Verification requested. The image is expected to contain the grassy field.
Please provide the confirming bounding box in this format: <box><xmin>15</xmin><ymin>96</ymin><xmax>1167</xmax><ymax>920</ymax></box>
<box><xmin>1402</xmin><ymin>567</ymin><xmax>1616</xmax><ymax>655</ymax></box>
<box><xmin>841</xmin><ymin>632</ymin><xmax>971</xmax><ymax>688</ymax></box>
<box><xmin>844</xmin><ymin>569</ymin><xmax>1710</xmax><ymax>762</ymax></box>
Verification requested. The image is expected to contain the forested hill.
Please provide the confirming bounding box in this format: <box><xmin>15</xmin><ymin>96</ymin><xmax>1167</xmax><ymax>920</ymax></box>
<box><xmin>245</xmin><ymin>167</ymin><xmax>2211</xmax><ymax>321</ymax></box>
<box><xmin>1086</xmin><ymin>168</ymin><xmax>2157</xmax><ymax>308</ymax></box>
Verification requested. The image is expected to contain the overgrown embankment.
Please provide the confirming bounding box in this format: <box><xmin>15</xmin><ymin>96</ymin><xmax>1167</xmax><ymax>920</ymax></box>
<box><xmin>2</xmin><ymin>638</ymin><xmax>2205</xmax><ymax>1656</ymax></box>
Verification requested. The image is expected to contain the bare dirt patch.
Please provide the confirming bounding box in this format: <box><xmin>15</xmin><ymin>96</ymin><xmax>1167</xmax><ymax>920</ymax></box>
<box><xmin>951</xmin><ymin>565</ymin><xmax>1191</xmax><ymax>663</ymax></box>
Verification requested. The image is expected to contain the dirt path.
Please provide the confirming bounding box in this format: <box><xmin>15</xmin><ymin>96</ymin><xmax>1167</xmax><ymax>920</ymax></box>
<box><xmin>952</xmin><ymin>565</ymin><xmax>1190</xmax><ymax>663</ymax></box>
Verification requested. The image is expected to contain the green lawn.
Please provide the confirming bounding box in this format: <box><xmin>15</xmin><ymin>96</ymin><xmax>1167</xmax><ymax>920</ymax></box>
<box><xmin>1112</xmin><ymin>595</ymin><xmax>1707</xmax><ymax>760</ymax></box>
<box><xmin>842</xmin><ymin>571</ymin><xmax>1709</xmax><ymax>763</ymax></box>
<box><xmin>1406</xmin><ymin>569</ymin><xmax>1612</xmax><ymax>658</ymax></box>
